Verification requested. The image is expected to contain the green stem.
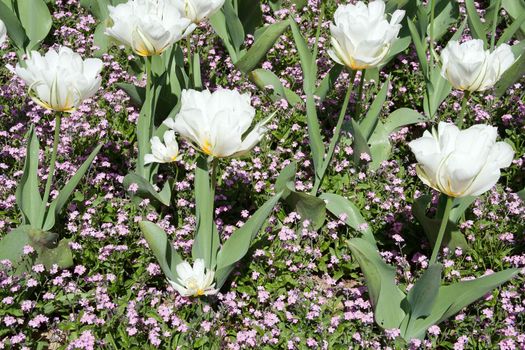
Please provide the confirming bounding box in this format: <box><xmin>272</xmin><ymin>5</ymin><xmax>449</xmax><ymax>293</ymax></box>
<box><xmin>210</xmin><ymin>158</ymin><xmax>219</xmax><ymax>196</ymax></box>
<box><xmin>355</xmin><ymin>70</ymin><xmax>365</xmax><ymax>120</ymax></box>
<box><xmin>311</xmin><ymin>71</ymin><xmax>355</xmax><ymax>195</ymax></box>
<box><xmin>490</xmin><ymin>0</ymin><xmax>501</xmax><ymax>51</ymax></box>
<box><xmin>42</xmin><ymin>113</ymin><xmax>62</xmax><ymax>210</ymax></box>
<box><xmin>429</xmin><ymin>196</ymin><xmax>453</xmax><ymax>265</ymax></box>
<box><xmin>186</xmin><ymin>36</ymin><xmax>193</xmax><ymax>86</ymax></box>
<box><xmin>136</xmin><ymin>56</ymin><xmax>153</xmax><ymax>178</ymax></box>
<box><xmin>429</xmin><ymin>0</ymin><xmax>436</xmax><ymax>69</ymax></box>
<box><xmin>456</xmin><ymin>91</ymin><xmax>471</xmax><ymax>128</ymax></box>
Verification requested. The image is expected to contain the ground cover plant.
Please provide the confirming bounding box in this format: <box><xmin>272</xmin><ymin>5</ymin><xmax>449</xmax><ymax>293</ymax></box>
<box><xmin>0</xmin><ymin>0</ymin><xmax>524</xmax><ymax>349</ymax></box>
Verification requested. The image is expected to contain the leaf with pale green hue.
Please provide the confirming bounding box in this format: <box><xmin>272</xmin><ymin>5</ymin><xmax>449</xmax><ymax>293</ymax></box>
<box><xmin>36</xmin><ymin>238</ymin><xmax>73</xmax><ymax>269</ymax></box>
<box><xmin>518</xmin><ymin>187</ymin><xmax>525</xmax><ymax>201</ymax></box>
<box><xmin>249</xmin><ymin>69</ymin><xmax>302</xmax><ymax>105</ymax></box>
<box><xmin>0</xmin><ymin>225</ymin><xmax>31</xmax><ymax>266</ymax></box>
<box><xmin>16</xmin><ymin>126</ymin><xmax>43</xmax><ymax>227</ymax></box>
<box><xmin>139</xmin><ymin>221</ymin><xmax>183</xmax><ymax>282</ymax></box>
<box><xmin>192</xmin><ymin>53</ymin><xmax>202</xmax><ymax>90</ymax></box>
<box><xmin>348</xmin><ymin>238</ymin><xmax>406</xmax><ymax>329</ymax></box>
<box><xmin>502</xmin><ymin>0</ymin><xmax>525</xmax><ymax>36</ymax></box>
<box><xmin>289</xmin><ymin>19</ymin><xmax>315</xmax><ymax>92</ymax></box>
<box><xmin>274</xmin><ymin>162</ymin><xmax>297</xmax><ymax>197</ymax></box>
<box><xmin>17</xmin><ymin>0</ymin><xmax>52</xmax><ymax>49</ymax></box>
<box><xmin>235</xmin><ymin>20</ymin><xmax>290</xmax><ymax>73</ymax></box>
<box><xmin>285</xmin><ymin>188</ymin><xmax>326</xmax><ymax>230</ymax></box>
<box><xmin>315</xmin><ymin>65</ymin><xmax>343</xmax><ymax>103</ymax></box>
<box><xmin>192</xmin><ymin>157</ymin><xmax>219</xmax><ymax>269</ymax></box>
<box><xmin>424</xmin><ymin>66</ymin><xmax>451</xmax><ymax>118</ymax></box>
<box><xmin>319</xmin><ymin>193</ymin><xmax>375</xmax><ymax>247</ymax></box>
<box><xmin>223</xmin><ymin>0</ymin><xmax>245</xmax><ymax>56</ymax></box>
<box><xmin>210</xmin><ymin>10</ymin><xmax>239</xmax><ymax>62</ymax></box>
<box><xmin>0</xmin><ymin>1</ymin><xmax>27</xmax><ymax>50</ymax></box>
<box><xmin>237</xmin><ymin>0</ymin><xmax>262</xmax><ymax>35</ymax></box>
<box><xmin>383</xmin><ymin>108</ymin><xmax>427</xmax><ymax>133</ymax></box>
<box><xmin>449</xmin><ymin>196</ymin><xmax>476</xmax><ymax>223</ymax></box>
<box><xmin>465</xmin><ymin>0</ymin><xmax>488</xmax><ymax>47</ymax></box>
<box><xmin>497</xmin><ymin>11</ymin><xmax>525</xmax><ymax>45</ymax></box>
<box><xmin>360</xmin><ymin>79</ymin><xmax>389</xmax><ymax>140</ymax></box>
<box><xmin>346</xmin><ymin>119</ymin><xmax>371</xmax><ymax>164</ymax></box>
<box><xmin>405</xmin><ymin>268</ymin><xmax>520</xmax><ymax>340</ymax></box>
<box><xmin>122</xmin><ymin>173</ymin><xmax>171</xmax><ymax>207</ymax></box>
<box><xmin>368</xmin><ymin>122</ymin><xmax>391</xmax><ymax>171</ymax></box>
<box><xmin>428</xmin><ymin>1</ymin><xmax>459</xmax><ymax>41</ymax></box>
<box><xmin>407</xmin><ymin>264</ymin><xmax>442</xmax><ymax>320</ymax></box>
<box><xmin>407</xmin><ymin>18</ymin><xmax>428</xmax><ymax>77</ymax></box>
<box><xmin>215</xmin><ymin>191</ymin><xmax>282</xmax><ymax>289</ymax></box>
<box><xmin>42</xmin><ymin>144</ymin><xmax>102</xmax><ymax>231</ymax></box>
<box><xmin>381</xmin><ymin>36</ymin><xmax>411</xmax><ymax>66</ymax></box>
<box><xmin>412</xmin><ymin>195</ymin><xmax>469</xmax><ymax>250</ymax></box>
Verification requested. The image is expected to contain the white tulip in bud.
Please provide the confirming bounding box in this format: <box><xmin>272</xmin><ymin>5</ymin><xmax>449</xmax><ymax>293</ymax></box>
<box><xmin>144</xmin><ymin>130</ymin><xmax>181</xmax><ymax>164</ymax></box>
<box><xmin>14</xmin><ymin>46</ymin><xmax>103</xmax><ymax>113</ymax></box>
<box><xmin>176</xmin><ymin>0</ymin><xmax>225</xmax><ymax>23</ymax></box>
<box><xmin>409</xmin><ymin>122</ymin><xmax>514</xmax><ymax>198</ymax></box>
<box><xmin>164</xmin><ymin>89</ymin><xmax>269</xmax><ymax>158</ymax></box>
<box><xmin>440</xmin><ymin>39</ymin><xmax>515</xmax><ymax>92</ymax></box>
<box><xmin>0</xmin><ymin>19</ymin><xmax>6</xmax><ymax>45</ymax></box>
<box><xmin>328</xmin><ymin>0</ymin><xmax>405</xmax><ymax>70</ymax></box>
<box><xmin>169</xmin><ymin>259</ymin><xmax>219</xmax><ymax>297</ymax></box>
<box><xmin>105</xmin><ymin>0</ymin><xmax>194</xmax><ymax>57</ymax></box>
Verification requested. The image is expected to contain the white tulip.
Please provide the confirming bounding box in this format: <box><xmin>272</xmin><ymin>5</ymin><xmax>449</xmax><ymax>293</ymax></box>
<box><xmin>144</xmin><ymin>130</ymin><xmax>181</xmax><ymax>164</ymax></box>
<box><xmin>169</xmin><ymin>259</ymin><xmax>219</xmax><ymax>297</ymax></box>
<box><xmin>0</xmin><ymin>19</ymin><xmax>6</xmax><ymax>45</ymax></box>
<box><xmin>164</xmin><ymin>89</ymin><xmax>269</xmax><ymax>158</ymax></box>
<box><xmin>176</xmin><ymin>0</ymin><xmax>225</xmax><ymax>23</ymax></box>
<box><xmin>440</xmin><ymin>39</ymin><xmax>515</xmax><ymax>92</ymax></box>
<box><xmin>328</xmin><ymin>0</ymin><xmax>405</xmax><ymax>70</ymax></box>
<box><xmin>14</xmin><ymin>46</ymin><xmax>103</xmax><ymax>113</ymax></box>
<box><xmin>409</xmin><ymin>122</ymin><xmax>514</xmax><ymax>198</ymax></box>
<box><xmin>105</xmin><ymin>0</ymin><xmax>194</xmax><ymax>57</ymax></box>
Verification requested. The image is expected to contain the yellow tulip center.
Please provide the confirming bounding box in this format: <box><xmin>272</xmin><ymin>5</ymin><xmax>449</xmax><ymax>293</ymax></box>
<box><xmin>201</xmin><ymin>140</ymin><xmax>213</xmax><ymax>156</ymax></box>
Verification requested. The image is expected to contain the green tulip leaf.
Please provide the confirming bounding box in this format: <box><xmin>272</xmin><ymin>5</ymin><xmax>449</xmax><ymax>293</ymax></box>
<box><xmin>35</xmin><ymin>238</ymin><xmax>74</xmax><ymax>269</ymax></box>
<box><xmin>0</xmin><ymin>1</ymin><xmax>27</xmax><ymax>50</ymax></box>
<box><xmin>315</xmin><ymin>65</ymin><xmax>343</xmax><ymax>103</ymax></box>
<box><xmin>319</xmin><ymin>193</ymin><xmax>375</xmax><ymax>247</ymax></box>
<box><xmin>215</xmin><ymin>191</ymin><xmax>283</xmax><ymax>289</ymax></box>
<box><xmin>17</xmin><ymin>0</ymin><xmax>52</xmax><ymax>49</ymax></box>
<box><xmin>123</xmin><ymin>172</ymin><xmax>171</xmax><ymax>207</ymax></box>
<box><xmin>424</xmin><ymin>66</ymin><xmax>451</xmax><ymax>118</ymax></box>
<box><xmin>274</xmin><ymin>161</ymin><xmax>297</xmax><ymax>198</ymax></box>
<box><xmin>0</xmin><ymin>225</ymin><xmax>32</xmax><ymax>267</ymax></box>
<box><xmin>406</xmin><ymin>263</ymin><xmax>443</xmax><ymax>320</ymax></box>
<box><xmin>465</xmin><ymin>0</ymin><xmax>488</xmax><ymax>47</ymax></box>
<box><xmin>407</xmin><ymin>18</ymin><xmax>428</xmax><ymax>77</ymax></box>
<box><xmin>284</xmin><ymin>187</ymin><xmax>326</xmax><ymax>230</ymax></box>
<box><xmin>15</xmin><ymin>126</ymin><xmax>43</xmax><ymax>227</ymax></box>
<box><xmin>348</xmin><ymin>238</ymin><xmax>407</xmax><ymax>329</ymax></box>
<box><xmin>249</xmin><ymin>69</ymin><xmax>302</xmax><ymax>106</ymax></box>
<box><xmin>139</xmin><ymin>221</ymin><xmax>183</xmax><ymax>282</ymax></box>
<box><xmin>360</xmin><ymin>79</ymin><xmax>390</xmax><ymax>140</ymax></box>
<box><xmin>192</xmin><ymin>157</ymin><xmax>219</xmax><ymax>269</ymax></box>
<box><xmin>495</xmin><ymin>45</ymin><xmax>525</xmax><ymax>97</ymax></box>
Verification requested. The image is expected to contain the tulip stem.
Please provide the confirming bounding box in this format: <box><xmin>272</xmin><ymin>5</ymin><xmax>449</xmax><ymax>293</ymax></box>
<box><xmin>456</xmin><ymin>91</ymin><xmax>470</xmax><ymax>128</ymax></box>
<box><xmin>210</xmin><ymin>158</ymin><xmax>219</xmax><ymax>196</ymax></box>
<box><xmin>355</xmin><ymin>70</ymin><xmax>365</xmax><ymax>120</ymax></box>
<box><xmin>136</xmin><ymin>56</ymin><xmax>153</xmax><ymax>179</ymax></box>
<box><xmin>42</xmin><ymin>113</ymin><xmax>62</xmax><ymax>211</ymax></box>
<box><xmin>186</xmin><ymin>37</ymin><xmax>193</xmax><ymax>85</ymax></box>
<box><xmin>429</xmin><ymin>195</ymin><xmax>453</xmax><ymax>265</ymax></box>
<box><xmin>490</xmin><ymin>0</ymin><xmax>501</xmax><ymax>51</ymax></box>
<box><xmin>311</xmin><ymin>71</ymin><xmax>355</xmax><ymax>195</ymax></box>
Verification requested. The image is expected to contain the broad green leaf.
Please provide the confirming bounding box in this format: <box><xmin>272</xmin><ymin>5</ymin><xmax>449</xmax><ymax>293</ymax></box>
<box><xmin>495</xmin><ymin>45</ymin><xmax>525</xmax><ymax>97</ymax></box>
<box><xmin>210</xmin><ymin>10</ymin><xmax>238</xmax><ymax>62</ymax></box>
<box><xmin>285</xmin><ymin>187</ymin><xmax>326</xmax><ymax>230</ymax></box>
<box><xmin>424</xmin><ymin>66</ymin><xmax>451</xmax><ymax>118</ymax></box>
<box><xmin>92</xmin><ymin>21</ymin><xmax>111</xmax><ymax>56</ymax></box>
<box><xmin>502</xmin><ymin>0</ymin><xmax>525</xmax><ymax>36</ymax></box>
<box><xmin>0</xmin><ymin>225</ymin><xmax>31</xmax><ymax>266</ymax></box>
<box><xmin>449</xmin><ymin>196</ymin><xmax>476</xmax><ymax>223</ymax></box>
<box><xmin>367</xmin><ymin>122</ymin><xmax>391</xmax><ymax>171</ymax></box>
<box><xmin>249</xmin><ymin>69</ymin><xmax>302</xmax><ymax>105</ymax></box>
<box><xmin>192</xmin><ymin>52</ymin><xmax>202</xmax><ymax>90</ymax></box>
<box><xmin>412</xmin><ymin>195</ymin><xmax>469</xmax><ymax>250</ymax></box>
<box><xmin>235</xmin><ymin>20</ymin><xmax>290</xmax><ymax>73</ymax></box>
<box><xmin>192</xmin><ymin>157</ymin><xmax>219</xmax><ymax>269</ymax></box>
<box><xmin>315</xmin><ymin>65</ymin><xmax>343</xmax><ymax>103</ymax></box>
<box><xmin>17</xmin><ymin>0</ymin><xmax>52</xmax><ymax>48</ymax></box>
<box><xmin>407</xmin><ymin>264</ymin><xmax>442</xmax><ymax>320</ymax></box>
<box><xmin>0</xmin><ymin>1</ymin><xmax>27</xmax><ymax>50</ymax></box>
<box><xmin>450</xmin><ymin>18</ymin><xmax>468</xmax><ymax>41</ymax></box>
<box><xmin>407</xmin><ymin>268</ymin><xmax>520</xmax><ymax>339</ymax></box>
<box><xmin>383</xmin><ymin>108</ymin><xmax>427</xmax><ymax>133</ymax></box>
<box><xmin>139</xmin><ymin>221</ymin><xmax>183</xmax><ymax>281</ymax></box>
<box><xmin>465</xmin><ymin>0</ymin><xmax>488</xmax><ymax>47</ymax></box>
<box><xmin>35</xmin><ymin>238</ymin><xmax>73</xmax><ymax>269</ymax></box>
<box><xmin>223</xmin><ymin>0</ymin><xmax>245</xmax><ymax>55</ymax></box>
<box><xmin>360</xmin><ymin>79</ymin><xmax>390</xmax><ymax>140</ymax></box>
<box><xmin>289</xmin><ymin>18</ymin><xmax>315</xmax><ymax>92</ymax></box>
<box><xmin>42</xmin><ymin>144</ymin><xmax>102</xmax><ymax>230</ymax></box>
<box><xmin>274</xmin><ymin>161</ymin><xmax>297</xmax><ymax>197</ymax></box>
<box><xmin>381</xmin><ymin>36</ymin><xmax>411</xmax><ymax>67</ymax></box>
<box><xmin>428</xmin><ymin>0</ymin><xmax>459</xmax><ymax>41</ymax></box>
<box><xmin>348</xmin><ymin>238</ymin><xmax>406</xmax><ymax>329</ymax></box>
<box><xmin>497</xmin><ymin>10</ymin><xmax>525</xmax><ymax>46</ymax></box>
<box><xmin>407</xmin><ymin>18</ymin><xmax>428</xmax><ymax>77</ymax></box>
<box><xmin>80</xmin><ymin>0</ymin><xmax>107</xmax><ymax>19</ymax></box>
<box><xmin>346</xmin><ymin>119</ymin><xmax>371</xmax><ymax>164</ymax></box>
<box><xmin>237</xmin><ymin>0</ymin><xmax>263</xmax><ymax>35</ymax></box>
<box><xmin>518</xmin><ymin>187</ymin><xmax>525</xmax><ymax>201</ymax></box>
<box><xmin>215</xmin><ymin>191</ymin><xmax>282</xmax><ymax>288</ymax></box>
<box><xmin>319</xmin><ymin>193</ymin><xmax>375</xmax><ymax>247</ymax></box>
<box><xmin>16</xmin><ymin>126</ymin><xmax>43</xmax><ymax>227</ymax></box>
<box><xmin>122</xmin><ymin>173</ymin><xmax>171</xmax><ymax>206</ymax></box>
